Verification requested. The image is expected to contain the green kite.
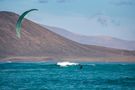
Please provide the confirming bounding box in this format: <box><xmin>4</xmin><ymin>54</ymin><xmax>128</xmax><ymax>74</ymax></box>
<box><xmin>16</xmin><ymin>9</ymin><xmax>38</xmax><ymax>38</ymax></box>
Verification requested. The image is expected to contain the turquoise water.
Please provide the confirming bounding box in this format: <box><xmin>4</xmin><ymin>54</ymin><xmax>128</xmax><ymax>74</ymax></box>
<box><xmin>0</xmin><ymin>62</ymin><xmax>135</xmax><ymax>90</ymax></box>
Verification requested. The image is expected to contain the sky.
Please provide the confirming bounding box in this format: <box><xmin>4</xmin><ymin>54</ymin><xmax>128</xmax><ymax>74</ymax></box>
<box><xmin>0</xmin><ymin>0</ymin><xmax>135</xmax><ymax>40</ymax></box>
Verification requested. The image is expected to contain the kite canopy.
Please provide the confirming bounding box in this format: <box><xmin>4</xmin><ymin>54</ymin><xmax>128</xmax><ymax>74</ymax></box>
<box><xmin>16</xmin><ymin>9</ymin><xmax>38</xmax><ymax>38</ymax></box>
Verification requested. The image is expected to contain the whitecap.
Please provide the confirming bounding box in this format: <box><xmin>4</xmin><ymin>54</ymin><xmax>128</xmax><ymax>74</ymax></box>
<box><xmin>57</xmin><ymin>61</ymin><xmax>79</xmax><ymax>67</ymax></box>
<box><xmin>7</xmin><ymin>61</ymin><xmax>12</xmax><ymax>63</ymax></box>
<box><xmin>88</xmin><ymin>64</ymin><xmax>96</xmax><ymax>66</ymax></box>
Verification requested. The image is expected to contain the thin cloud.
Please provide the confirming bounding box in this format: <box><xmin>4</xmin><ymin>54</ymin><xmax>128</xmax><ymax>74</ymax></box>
<box><xmin>56</xmin><ymin>0</ymin><xmax>71</xmax><ymax>3</ymax></box>
<box><xmin>111</xmin><ymin>0</ymin><xmax>135</xmax><ymax>6</ymax></box>
<box><xmin>38</xmin><ymin>0</ymin><xmax>72</xmax><ymax>4</ymax></box>
<box><xmin>38</xmin><ymin>0</ymin><xmax>48</xmax><ymax>3</ymax></box>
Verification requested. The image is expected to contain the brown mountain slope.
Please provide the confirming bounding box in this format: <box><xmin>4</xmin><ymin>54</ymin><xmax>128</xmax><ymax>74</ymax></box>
<box><xmin>0</xmin><ymin>11</ymin><xmax>135</xmax><ymax>61</ymax></box>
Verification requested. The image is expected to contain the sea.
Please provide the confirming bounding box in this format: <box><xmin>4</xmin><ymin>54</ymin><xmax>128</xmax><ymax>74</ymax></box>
<box><xmin>0</xmin><ymin>61</ymin><xmax>135</xmax><ymax>90</ymax></box>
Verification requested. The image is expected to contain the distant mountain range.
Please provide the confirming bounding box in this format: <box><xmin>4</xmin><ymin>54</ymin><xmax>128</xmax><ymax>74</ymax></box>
<box><xmin>0</xmin><ymin>11</ymin><xmax>135</xmax><ymax>61</ymax></box>
<box><xmin>45</xmin><ymin>26</ymin><xmax>135</xmax><ymax>50</ymax></box>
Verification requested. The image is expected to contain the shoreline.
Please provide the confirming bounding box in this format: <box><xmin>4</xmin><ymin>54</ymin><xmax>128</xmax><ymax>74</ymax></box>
<box><xmin>0</xmin><ymin>56</ymin><xmax>135</xmax><ymax>63</ymax></box>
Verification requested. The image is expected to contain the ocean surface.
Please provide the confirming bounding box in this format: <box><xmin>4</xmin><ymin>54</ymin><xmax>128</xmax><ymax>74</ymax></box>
<box><xmin>0</xmin><ymin>61</ymin><xmax>135</xmax><ymax>90</ymax></box>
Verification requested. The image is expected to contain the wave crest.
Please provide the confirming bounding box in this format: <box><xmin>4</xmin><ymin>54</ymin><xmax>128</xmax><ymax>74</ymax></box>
<box><xmin>57</xmin><ymin>61</ymin><xmax>79</xmax><ymax>67</ymax></box>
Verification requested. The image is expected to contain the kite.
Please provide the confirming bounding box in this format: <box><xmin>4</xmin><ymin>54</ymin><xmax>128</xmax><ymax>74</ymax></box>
<box><xmin>16</xmin><ymin>9</ymin><xmax>38</xmax><ymax>38</ymax></box>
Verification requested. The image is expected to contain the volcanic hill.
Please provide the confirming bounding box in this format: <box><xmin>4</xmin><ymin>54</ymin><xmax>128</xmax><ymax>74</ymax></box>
<box><xmin>0</xmin><ymin>11</ymin><xmax>135</xmax><ymax>62</ymax></box>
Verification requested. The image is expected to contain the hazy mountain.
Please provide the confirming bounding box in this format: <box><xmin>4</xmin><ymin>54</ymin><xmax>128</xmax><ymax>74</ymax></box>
<box><xmin>45</xmin><ymin>26</ymin><xmax>135</xmax><ymax>50</ymax></box>
<box><xmin>0</xmin><ymin>11</ymin><xmax>134</xmax><ymax>61</ymax></box>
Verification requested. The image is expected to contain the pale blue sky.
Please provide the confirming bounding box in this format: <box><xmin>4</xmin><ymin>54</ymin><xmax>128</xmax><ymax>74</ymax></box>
<box><xmin>0</xmin><ymin>0</ymin><xmax>135</xmax><ymax>40</ymax></box>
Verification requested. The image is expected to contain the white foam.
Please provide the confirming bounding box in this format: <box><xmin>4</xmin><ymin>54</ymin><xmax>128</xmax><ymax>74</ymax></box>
<box><xmin>57</xmin><ymin>61</ymin><xmax>79</xmax><ymax>67</ymax></box>
<box><xmin>89</xmin><ymin>64</ymin><xmax>96</xmax><ymax>66</ymax></box>
<box><xmin>7</xmin><ymin>61</ymin><xmax>12</xmax><ymax>63</ymax></box>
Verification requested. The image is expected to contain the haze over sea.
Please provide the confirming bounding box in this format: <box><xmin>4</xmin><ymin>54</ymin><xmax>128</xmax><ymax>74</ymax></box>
<box><xmin>0</xmin><ymin>61</ymin><xmax>135</xmax><ymax>90</ymax></box>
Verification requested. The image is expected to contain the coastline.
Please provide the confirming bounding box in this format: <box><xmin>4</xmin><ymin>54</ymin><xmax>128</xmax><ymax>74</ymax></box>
<box><xmin>0</xmin><ymin>56</ymin><xmax>135</xmax><ymax>62</ymax></box>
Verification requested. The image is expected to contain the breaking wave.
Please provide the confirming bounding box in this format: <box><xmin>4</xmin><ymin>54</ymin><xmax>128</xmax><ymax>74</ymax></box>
<box><xmin>57</xmin><ymin>61</ymin><xmax>79</xmax><ymax>67</ymax></box>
